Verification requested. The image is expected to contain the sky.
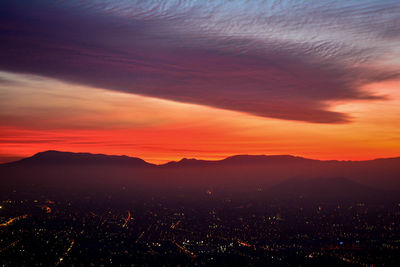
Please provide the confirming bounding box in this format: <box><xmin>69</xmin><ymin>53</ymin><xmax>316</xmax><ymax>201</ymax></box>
<box><xmin>0</xmin><ymin>0</ymin><xmax>400</xmax><ymax>164</ymax></box>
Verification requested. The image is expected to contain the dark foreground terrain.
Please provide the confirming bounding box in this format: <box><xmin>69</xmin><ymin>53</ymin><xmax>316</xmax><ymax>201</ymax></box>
<box><xmin>1</xmin><ymin>187</ymin><xmax>400</xmax><ymax>266</ymax></box>
<box><xmin>1</xmin><ymin>151</ymin><xmax>400</xmax><ymax>266</ymax></box>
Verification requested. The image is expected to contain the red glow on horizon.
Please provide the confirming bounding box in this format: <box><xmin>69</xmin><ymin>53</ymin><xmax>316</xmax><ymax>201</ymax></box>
<box><xmin>0</xmin><ymin>73</ymin><xmax>400</xmax><ymax>164</ymax></box>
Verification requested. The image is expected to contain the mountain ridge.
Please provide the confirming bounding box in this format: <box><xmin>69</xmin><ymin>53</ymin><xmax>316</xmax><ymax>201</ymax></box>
<box><xmin>1</xmin><ymin>150</ymin><xmax>400</xmax><ymax>192</ymax></box>
<box><xmin>3</xmin><ymin>150</ymin><xmax>400</xmax><ymax>166</ymax></box>
<box><xmin>9</xmin><ymin>150</ymin><xmax>154</xmax><ymax>167</ymax></box>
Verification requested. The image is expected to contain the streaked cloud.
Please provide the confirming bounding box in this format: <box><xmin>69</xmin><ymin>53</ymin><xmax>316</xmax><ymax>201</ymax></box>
<box><xmin>1</xmin><ymin>75</ymin><xmax>400</xmax><ymax>164</ymax></box>
<box><xmin>0</xmin><ymin>0</ymin><xmax>399</xmax><ymax>123</ymax></box>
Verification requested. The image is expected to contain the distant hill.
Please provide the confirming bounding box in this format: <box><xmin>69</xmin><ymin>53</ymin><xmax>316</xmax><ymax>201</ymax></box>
<box><xmin>1</xmin><ymin>151</ymin><xmax>400</xmax><ymax>195</ymax></box>
<box><xmin>12</xmin><ymin>150</ymin><xmax>154</xmax><ymax>167</ymax></box>
<box><xmin>162</xmin><ymin>154</ymin><xmax>313</xmax><ymax>168</ymax></box>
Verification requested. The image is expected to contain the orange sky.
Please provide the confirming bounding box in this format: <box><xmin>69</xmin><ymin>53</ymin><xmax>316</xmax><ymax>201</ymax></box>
<box><xmin>1</xmin><ymin>71</ymin><xmax>399</xmax><ymax>164</ymax></box>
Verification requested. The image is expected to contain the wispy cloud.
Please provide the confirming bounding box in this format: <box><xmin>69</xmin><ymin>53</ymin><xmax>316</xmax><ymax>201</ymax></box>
<box><xmin>0</xmin><ymin>0</ymin><xmax>399</xmax><ymax>123</ymax></box>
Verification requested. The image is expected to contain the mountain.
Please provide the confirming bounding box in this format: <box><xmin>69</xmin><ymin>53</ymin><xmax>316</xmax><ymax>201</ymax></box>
<box><xmin>12</xmin><ymin>150</ymin><xmax>154</xmax><ymax>167</ymax></box>
<box><xmin>221</xmin><ymin>154</ymin><xmax>313</xmax><ymax>165</ymax></box>
<box><xmin>1</xmin><ymin>151</ymin><xmax>400</xmax><ymax>194</ymax></box>
<box><xmin>161</xmin><ymin>154</ymin><xmax>313</xmax><ymax>168</ymax></box>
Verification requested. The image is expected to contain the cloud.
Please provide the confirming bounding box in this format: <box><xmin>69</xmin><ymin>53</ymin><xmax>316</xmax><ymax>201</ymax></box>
<box><xmin>0</xmin><ymin>76</ymin><xmax>17</xmax><ymax>85</ymax></box>
<box><xmin>0</xmin><ymin>0</ymin><xmax>399</xmax><ymax>123</ymax></box>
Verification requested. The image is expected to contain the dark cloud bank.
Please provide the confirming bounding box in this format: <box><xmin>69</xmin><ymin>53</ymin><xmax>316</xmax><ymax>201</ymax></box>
<box><xmin>1</xmin><ymin>0</ymin><xmax>400</xmax><ymax>123</ymax></box>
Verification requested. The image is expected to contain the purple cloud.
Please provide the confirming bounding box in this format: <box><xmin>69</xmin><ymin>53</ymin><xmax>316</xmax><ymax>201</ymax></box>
<box><xmin>0</xmin><ymin>0</ymin><xmax>399</xmax><ymax>123</ymax></box>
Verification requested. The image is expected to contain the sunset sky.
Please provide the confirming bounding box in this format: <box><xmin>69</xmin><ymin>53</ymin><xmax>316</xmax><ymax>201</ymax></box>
<box><xmin>1</xmin><ymin>0</ymin><xmax>399</xmax><ymax>164</ymax></box>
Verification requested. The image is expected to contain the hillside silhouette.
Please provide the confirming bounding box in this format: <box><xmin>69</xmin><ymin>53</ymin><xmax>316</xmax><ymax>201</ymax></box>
<box><xmin>1</xmin><ymin>151</ymin><xmax>400</xmax><ymax>199</ymax></box>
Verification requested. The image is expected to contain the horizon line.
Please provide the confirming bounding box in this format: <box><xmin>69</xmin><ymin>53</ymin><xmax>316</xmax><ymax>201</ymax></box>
<box><xmin>2</xmin><ymin>150</ymin><xmax>400</xmax><ymax>166</ymax></box>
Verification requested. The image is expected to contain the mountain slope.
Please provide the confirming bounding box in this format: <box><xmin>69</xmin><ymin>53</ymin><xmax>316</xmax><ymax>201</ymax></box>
<box><xmin>1</xmin><ymin>151</ymin><xmax>400</xmax><ymax>192</ymax></box>
<box><xmin>11</xmin><ymin>150</ymin><xmax>154</xmax><ymax>167</ymax></box>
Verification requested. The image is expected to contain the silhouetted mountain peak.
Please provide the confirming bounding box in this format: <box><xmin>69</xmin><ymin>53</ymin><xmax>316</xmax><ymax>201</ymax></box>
<box><xmin>14</xmin><ymin>150</ymin><xmax>154</xmax><ymax>167</ymax></box>
<box><xmin>161</xmin><ymin>157</ymin><xmax>210</xmax><ymax>167</ymax></box>
<box><xmin>221</xmin><ymin>154</ymin><xmax>313</xmax><ymax>164</ymax></box>
<box><xmin>161</xmin><ymin>154</ymin><xmax>315</xmax><ymax>168</ymax></box>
